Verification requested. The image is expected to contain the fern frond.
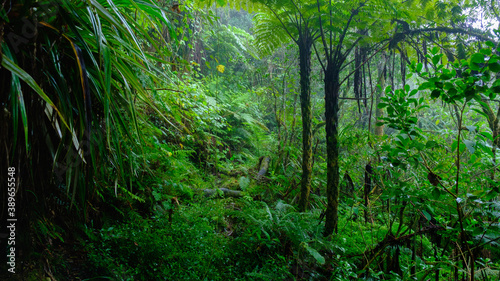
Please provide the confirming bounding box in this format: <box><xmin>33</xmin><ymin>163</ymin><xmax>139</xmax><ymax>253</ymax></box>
<box><xmin>191</xmin><ymin>0</ymin><xmax>266</xmax><ymax>13</ymax></box>
<box><xmin>171</xmin><ymin>149</ymin><xmax>196</xmax><ymax>156</ymax></box>
<box><xmin>253</xmin><ymin>12</ymin><xmax>292</xmax><ymax>57</ymax></box>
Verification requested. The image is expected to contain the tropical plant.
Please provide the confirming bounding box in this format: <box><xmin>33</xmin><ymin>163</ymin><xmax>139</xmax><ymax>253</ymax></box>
<box><xmin>313</xmin><ymin>0</ymin><xmax>497</xmax><ymax>236</ymax></box>
<box><xmin>375</xmin><ymin>41</ymin><xmax>500</xmax><ymax>279</ymax></box>
<box><xmin>253</xmin><ymin>0</ymin><xmax>321</xmax><ymax>212</ymax></box>
<box><xmin>0</xmin><ymin>0</ymin><xmax>175</xmax><ymax>255</ymax></box>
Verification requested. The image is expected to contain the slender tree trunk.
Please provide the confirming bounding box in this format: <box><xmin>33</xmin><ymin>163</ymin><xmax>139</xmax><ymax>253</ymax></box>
<box><xmin>364</xmin><ymin>163</ymin><xmax>373</xmax><ymax>223</ymax></box>
<box><xmin>323</xmin><ymin>64</ymin><xmax>341</xmax><ymax>236</ymax></box>
<box><xmin>479</xmin><ymin>102</ymin><xmax>499</xmax><ymax>187</ymax></box>
<box><xmin>273</xmin><ymin>89</ymin><xmax>285</xmax><ymax>174</ymax></box>
<box><xmin>298</xmin><ymin>35</ymin><xmax>314</xmax><ymax>212</ymax></box>
<box><xmin>375</xmin><ymin>53</ymin><xmax>387</xmax><ymax>136</ymax></box>
<box><xmin>480</xmin><ymin>102</ymin><xmax>500</xmax><ymax>148</ymax></box>
<box><xmin>283</xmin><ymin>93</ymin><xmax>298</xmax><ymax>173</ymax></box>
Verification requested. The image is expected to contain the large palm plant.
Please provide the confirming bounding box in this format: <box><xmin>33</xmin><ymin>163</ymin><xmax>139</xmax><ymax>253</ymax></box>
<box><xmin>0</xmin><ymin>0</ymin><xmax>174</xmax><ymax>256</ymax></box>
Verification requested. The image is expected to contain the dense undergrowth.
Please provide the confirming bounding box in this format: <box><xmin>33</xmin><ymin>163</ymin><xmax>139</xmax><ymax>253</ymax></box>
<box><xmin>2</xmin><ymin>0</ymin><xmax>500</xmax><ymax>280</ymax></box>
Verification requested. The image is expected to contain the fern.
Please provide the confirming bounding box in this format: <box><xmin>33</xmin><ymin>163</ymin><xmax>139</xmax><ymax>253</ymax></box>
<box><xmin>115</xmin><ymin>183</ymin><xmax>146</xmax><ymax>203</ymax></box>
<box><xmin>253</xmin><ymin>12</ymin><xmax>291</xmax><ymax>57</ymax></box>
<box><xmin>191</xmin><ymin>0</ymin><xmax>265</xmax><ymax>13</ymax></box>
<box><xmin>171</xmin><ymin>149</ymin><xmax>196</xmax><ymax>156</ymax></box>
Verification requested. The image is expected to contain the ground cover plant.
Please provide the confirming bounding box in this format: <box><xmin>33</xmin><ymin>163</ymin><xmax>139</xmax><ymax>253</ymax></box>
<box><xmin>1</xmin><ymin>0</ymin><xmax>499</xmax><ymax>280</ymax></box>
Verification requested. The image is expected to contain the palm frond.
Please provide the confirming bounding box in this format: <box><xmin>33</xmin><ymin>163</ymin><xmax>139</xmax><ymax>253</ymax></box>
<box><xmin>1</xmin><ymin>0</ymin><xmax>176</xmax><ymax>221</ymax></box>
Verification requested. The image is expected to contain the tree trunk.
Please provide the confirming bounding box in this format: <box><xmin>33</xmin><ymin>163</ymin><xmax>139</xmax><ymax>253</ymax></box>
<box><xmin>282</xmin><ymin>91</ymin><xmax>299</xmax><ymax>174</ymax></box>
<box><xmin>323</xmin><ymin>64</ymin><xmax>341</xmax><ymax>236</ymax></box>
<box><xmin>480</xmin><ymin>102</ymin><xmax>500</xmax><ymax>148</ymax></box>
<box><xmin>375</xmin><ymin>53</ymin><xmax>387</xmax><ymax>136</ymax></box>
<box><xmin>297</xmin><ymin>34</ymin><xmax>314</xmax><ymax>212</ymax></box>
<box><xmin>273</xmin><ymin>88</ymin><xmax>283</xmax><ymax>173</ymax></box>
<box><xmin>364</xmin><ymin>163</ymin><xmax>373</xmax><ymax>223</ymax></box>
<box><xmin>479</xmin><ymin>100</ymin><xmax>499</xmax><ymax>183</ymax></box>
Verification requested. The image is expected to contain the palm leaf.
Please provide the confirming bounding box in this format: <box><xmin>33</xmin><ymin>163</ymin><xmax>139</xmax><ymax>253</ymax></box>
<box><xmin>1</xmin><ymin>53</ymin><xmax>71</xmax><ymax>131</ymax></box>
<box><xmin>2</xmin><ymin>0</ymin><xmax>179</xmax><ymax>222</ymax></box>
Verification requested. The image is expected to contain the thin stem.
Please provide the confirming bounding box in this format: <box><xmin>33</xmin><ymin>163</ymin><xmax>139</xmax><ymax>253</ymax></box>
<box><xmin>455</xmin><ymin>102</ymin><xmax>475</xmax><ymax>281</ymax></box>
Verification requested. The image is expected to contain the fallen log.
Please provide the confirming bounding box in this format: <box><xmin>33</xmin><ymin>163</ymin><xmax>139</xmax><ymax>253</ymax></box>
<box><xmin>203</xmin><ymin>188</ymin><xmax>243</xmax><ymax>198</ymax></box>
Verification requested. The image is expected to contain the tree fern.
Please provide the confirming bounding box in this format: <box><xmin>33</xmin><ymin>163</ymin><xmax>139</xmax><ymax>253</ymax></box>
<box><xmin>253</xmin><ymin>12</ymin><xmax>292</xmax><ymax>57</ymax></box>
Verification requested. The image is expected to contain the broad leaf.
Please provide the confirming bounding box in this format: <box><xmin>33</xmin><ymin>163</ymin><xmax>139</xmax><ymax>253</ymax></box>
<box><xmin>304</xmin><ymin>245</ymin><xmax>325</xmax><ymax>265</ymax></box>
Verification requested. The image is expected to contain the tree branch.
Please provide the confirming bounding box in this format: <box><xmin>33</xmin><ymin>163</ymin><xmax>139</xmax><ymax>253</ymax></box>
<box><xmin>389</xmin><ymin>26</ymin><xmax>495</xmax><ymax>48</ymax></box>
<box><xmin>339</xmin><ymin>97</ymin><xmax>368</xmax><ymax>100</ymax></box>
<box><xmin>267</xmin><ymin>5</ymin><xmax>298</xmax><ymax>44</ymax></box>
<box><xmin>490</xmin><ymin>0</ymin><xmax>500</xmax><ymax>24</ymax></box>
<box><xmin>334</xmin><ymin>1</ymin><xmax>367</xmax><ymax>62</ymax></box>
<box><xmin>312</xmin><ymin>40</ymin><xmax>326</xmax><ymax>72</ymax></box>
<box><xmin>316</xmin><ymin>0</ymin><xmax>330</xmax><ymax>60</ymax></box>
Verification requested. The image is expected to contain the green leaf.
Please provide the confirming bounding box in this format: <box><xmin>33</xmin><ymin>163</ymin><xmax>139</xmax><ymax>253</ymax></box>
<box><xmin>463</xmin><ymin>140</ymin><xmax>475</xmax><ymax>154</ymax></box>
<box><xmin>416</xmin><ymin>62</ymin><xmax>423</xmax><ymax>72</ymax></box>
<box><xmin>469</xmin><ymin>54</ymin><xmax>485</xmax><ymax>71</ymax></box>
<box><xmin>103</xmin><ymin>45</ymin><xmax>112</xmax><ymax>95</ymax></box>
<box><xmin>432</xmin><ymin>54</ymin><xmax>441</xmax><ymax>65</ymax></box>
<box><xmin>404</xmin><ymin>84</ymin><xmax>410</xmax><ymax>92</ymax></box>
<box><xmin>469</xmin><ymin>153</ymin><xmax>477</xmax><ymax>164</ymax></box>
<box><xmin>465</xmin><ymin>125</ymin><xmax>476</xmax><ymax>133</ymax></box>
<box><xmin>472</xmin><ymin>226</ymin><xmax>484</xmax><ymax>236</ymax></box>
<box><xmin>448</xmin><ymin>87</ymin><xmax>457</xmax><ymax>97</ymax></box>
<box><xmin>3</xmin><ymin>44</ymin><xmax>29</xmax><ymax>152</ymax></box>
<box><xmin>304</xmin><ymin>245</ymin><xmax>325</xmax><ymax>265</ymax></box>
<box><xmin>488</xmin><ymin>61</ymin><xmax>500</xmax><ymax>72</ymax></box>
<box><xmin>464</xmin><ymin>86</ymin><xmax>476</xmax><ymax>100</ymax></box>
<box><xmin>451</xmin><ymin>140</ymin><xmax>458</xmax><ymax>152</ymax></box>
<box><xmin>471</xmin><ymin>53</ymin><xmax>485</xmax><ymax>64</ymax></box>
<box><xmin>469</xmin><ymin>62</ymin><xmax>481</xmax><ymax>71</ymax></box>
<box><xmin>419</xmin><ymin>82</ymin><xmax>431</xmax><ymax>90</ymax></box>
<box><xmin>472</xmin><ymin>108</ymin><xmax>489</xmax><ymax>118</ymax></box>
<box><xmin>459</xmin><ymin>143</ymin><xmax>466</xmax><ymax>153</ymax></box>
<box><xmin>422</xmin><ymin>210</ymin><xmax>432</xmax><ymax>221</ymax></box>
<box><xmin>2</xmin><ymin>54</ymin><xmax>70</xmax><ymax>130</ymax></box>
<box><xmin>440</xmin><ymin>72</ymin><xmax>453</xmax><ymax>80</ymax></box>
<box><xmin>426</xmin><ymin>140</ymin><xmax>438</xmax><ymax>148</ymax></box>
<box><xmin>216</xmin><ymin>188</ymin><xmax>224</xmax><ymax>197</ymax></box>
<box><xmin>431</xmin><ymin>89</ymin><xmax>441</xmax><ymax>99</ymax></box>
<box><xmin>479</xmin><ymin>132</ymin><xmax>493</xmax><ymax>141</ymax></box>
<box><xmin>239</xmin><ymin>176</ymin><xmax>250</xmax><ymax>191</ymax></box>
<box><xmin>432</xmin><ymin>188</ymin><xmax>441</xmax><ymax>199</ymax></box>
<box><xmin>480</xmin><ymin>48</ymin><xmax>492</xmax><ymax>56</ymax></box>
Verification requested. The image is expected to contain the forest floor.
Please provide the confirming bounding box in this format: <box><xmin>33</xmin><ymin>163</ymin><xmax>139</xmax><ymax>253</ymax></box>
<box><xmin>10</xmin><ymin>161</ymin><xmax>500</xmax><ymax>280</ymax></box>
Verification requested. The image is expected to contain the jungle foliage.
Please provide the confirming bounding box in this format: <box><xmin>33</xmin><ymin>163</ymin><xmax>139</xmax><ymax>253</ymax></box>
<box><xmin>1</xmin><ymin>0</ymin><xmax>499</xmax><ymax>280</ymax></box>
